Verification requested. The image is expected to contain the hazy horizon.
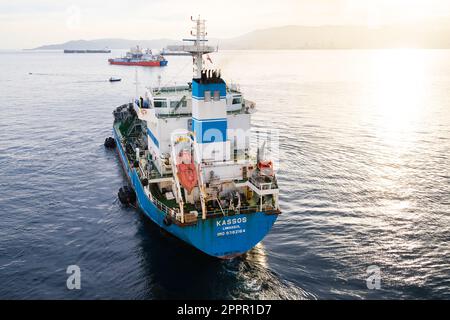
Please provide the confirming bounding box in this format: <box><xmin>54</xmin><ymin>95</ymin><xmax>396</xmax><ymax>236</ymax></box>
<box><xmin>3</xmin><ymin>0</ymin><xmax>450</xmax><ymax>49</ymax></box>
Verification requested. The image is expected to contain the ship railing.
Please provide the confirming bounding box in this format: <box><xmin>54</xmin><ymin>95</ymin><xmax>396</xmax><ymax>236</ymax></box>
<box><xmin>205</xmin><ymin>204</ymin><xmax>275</xmax><ymax>216</ymax></box>
<box><xmin>148</xmin><ymin>170</ymin><xmax>172</xmax><ymax>180</ymax></box>
<box><xmin>249</xmin><ymin>176</ymin><xmax>278</xmax><ymax>191</ymax></box>
<box><xmin>147</xmin><ymin>200</ymin><xmax>276</xmax><ymax>221</ymax></box>
<box><xmin>152</xmin><ymin>85</ymin><xmax>191</xmax><ymax>93</ymax></box>
<box><xmin>156</xmin><ymin>112</ymin><xmax>192</xmax><ymax>119</ymax></box>
<box><xmin>150</xmin><ymin>194</ymin><xmax>179</xmax><ymax>218</ymax></box>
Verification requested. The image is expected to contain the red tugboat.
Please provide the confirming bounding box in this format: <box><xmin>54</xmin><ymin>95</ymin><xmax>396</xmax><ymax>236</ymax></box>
<box><xmin>108</xmin><ymin>46</ymin><xmax>168</xmax><ymax>67</ymax></box>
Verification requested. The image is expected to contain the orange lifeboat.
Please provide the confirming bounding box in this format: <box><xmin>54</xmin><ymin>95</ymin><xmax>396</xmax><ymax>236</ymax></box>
<box><xmin>177</xmin><ymin>163</ymin><xmax>198</xmax><ymax>193</ymax></box>
<box><xmin>176</xmin><ymin>149</ymin><xmax>197</xmax><ymax>193</ymax></box>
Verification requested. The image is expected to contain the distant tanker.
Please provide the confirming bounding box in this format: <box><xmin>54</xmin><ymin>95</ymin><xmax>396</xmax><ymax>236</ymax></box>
<box><xmin>108</xmin><ymin>46</ymin><xmax>168</xmax><ymax>67</ymax></box>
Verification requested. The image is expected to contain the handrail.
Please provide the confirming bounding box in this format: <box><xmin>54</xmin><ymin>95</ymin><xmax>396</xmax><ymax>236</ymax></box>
<box><xmin>148</xmin><ymin>187</ymin><xmax>276</xmax><ymax>222</ymax></box>
<box><xmin>249</xmin><ymin>177</ymin><xmax>278</xmax><ymax>190</ymax></box>
<box><xmin>205</xmin><ymin>204</ymin><xmax>275</xmax><ymax>216</ymax></box>
<box><xmin>148</xmin><ymin>170</ymin><xmax>172</xmax><ymax>180</ymax></box>
<box><xmin>150</xmin><ymin>194</ymin><xmax>179</xmax><ymax>218</ymax></box>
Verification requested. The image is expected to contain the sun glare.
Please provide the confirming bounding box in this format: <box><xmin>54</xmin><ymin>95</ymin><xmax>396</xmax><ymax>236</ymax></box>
<box><xmin>369</xmin><ymin>49</ymin><xmax>429</xmax><ymax>144</ymax></box>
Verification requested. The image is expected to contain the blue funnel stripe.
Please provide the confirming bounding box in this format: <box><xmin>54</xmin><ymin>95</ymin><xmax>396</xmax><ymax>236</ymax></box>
<box><xmin>192</xmin><ymin>81</ymin><xmax>226</xmax><ymax>100</ymax></box>
<box><xmin>192</xmin><ymin>118</ymin><xmax>227</xmax><ymax>143</ymax></box>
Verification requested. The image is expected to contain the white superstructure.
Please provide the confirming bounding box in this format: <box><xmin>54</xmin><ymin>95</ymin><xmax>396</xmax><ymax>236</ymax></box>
<box><xmin>130</xmin><ymin>17</ymin><xmax>279</xmax><ymax>223</ymax></box>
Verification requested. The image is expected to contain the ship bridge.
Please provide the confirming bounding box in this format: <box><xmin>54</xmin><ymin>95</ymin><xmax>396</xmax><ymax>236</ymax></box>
<box><xmin>134</xmin><ymin>84</ymin><xmax>254</xmax><ymax>120</ymax></box>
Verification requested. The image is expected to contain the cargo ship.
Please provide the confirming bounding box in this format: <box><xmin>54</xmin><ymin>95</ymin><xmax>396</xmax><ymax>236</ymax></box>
<box><xmin>108</xmin><ymin>46</ymin><xmax>168</xmax><ymax>67</ymax></box>
<box><xmin>105</xmin><ymin>17</ymin><xmax>280</xmax><ymax>259</ymax></box>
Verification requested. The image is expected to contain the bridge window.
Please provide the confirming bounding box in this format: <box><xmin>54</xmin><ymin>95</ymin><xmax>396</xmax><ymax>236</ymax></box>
<box><xmin>154</xmin><ymin>99</ymin><xmax>167</xmax><ymax>108</ymax></box>
<box><xmin>232</xmin><ymin>96</ymin><xmax>242</xmax><ymax>105</ymax></box>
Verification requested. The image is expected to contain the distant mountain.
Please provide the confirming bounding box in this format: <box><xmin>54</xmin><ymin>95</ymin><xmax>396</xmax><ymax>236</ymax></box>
<box><xmin>218</xmin><ymin>24</ymin><xmax>450</xmax><ymax>49</ymax></box>
<box><xmin>34</xmin><ymin>38</ymin><xmax>183</xmax><ymax>50</ymax></box>
<box><xmin>33</xmin><ymin>22</ymin><xmax>450</xmax><ymax>50</ymax></box>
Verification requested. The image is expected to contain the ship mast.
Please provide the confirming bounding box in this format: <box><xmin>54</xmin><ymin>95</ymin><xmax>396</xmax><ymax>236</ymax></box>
<box><xmin>192</xmin><ymin>16</ymin><xmax>206</xmax><ymax>79</ymax></box>
<box><xmin>173</xmin><ymin>16</ymin><xmax>216</xmax><ymax>79</ymax></box>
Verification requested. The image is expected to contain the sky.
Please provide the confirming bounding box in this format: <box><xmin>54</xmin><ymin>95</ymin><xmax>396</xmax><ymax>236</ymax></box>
<box><xmin>2</xmin><ymin>0</ymin><xmax>450</xmax><ymax>49</ymax></box>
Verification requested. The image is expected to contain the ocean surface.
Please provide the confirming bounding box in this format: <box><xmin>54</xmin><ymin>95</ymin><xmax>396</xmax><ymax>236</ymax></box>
<box><xmin>0</xmin><ymin>49</ymin><xmax>449</xmax><ymax>299</ymax></box>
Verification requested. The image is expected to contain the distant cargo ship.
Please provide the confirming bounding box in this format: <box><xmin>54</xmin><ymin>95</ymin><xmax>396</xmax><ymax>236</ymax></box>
<box><xmin>108</xmin><ymin>46</ymin><xmax>168</xmax><ymax>67</ymax></box>
<box><xmin>160</xmin><ymin>47</ymin><xmax>191</xmax><ymax>56</ymax></box>
<box><xmin>161</xmin><ymin>44</ymin><xmax>218</xmax><ymax>56</ymax></box>
<box><xmin>64</xmin><ymin>49</ymin><xmax>111</xmax><ymax>53</ymax></box>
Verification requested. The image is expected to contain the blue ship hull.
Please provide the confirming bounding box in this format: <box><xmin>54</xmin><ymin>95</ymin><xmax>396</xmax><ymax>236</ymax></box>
<box><xmin>113</xmin><ymin>127</ymin><xmax>278</xmax><ymax>259</ymax></box>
